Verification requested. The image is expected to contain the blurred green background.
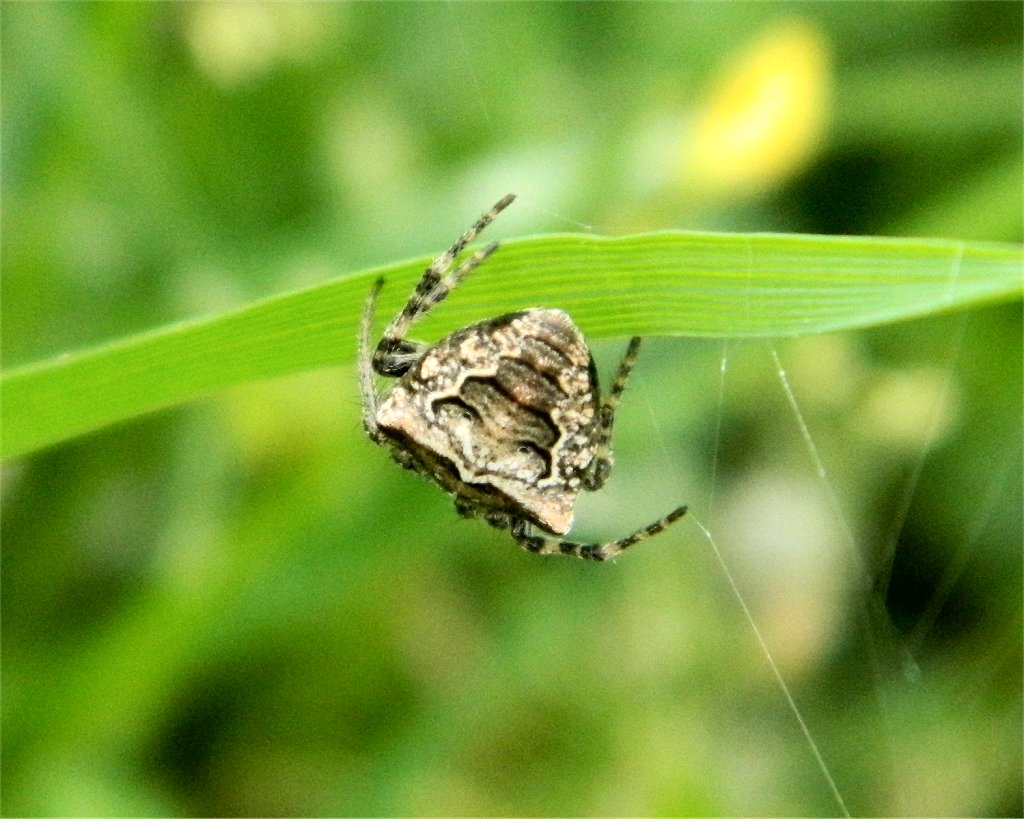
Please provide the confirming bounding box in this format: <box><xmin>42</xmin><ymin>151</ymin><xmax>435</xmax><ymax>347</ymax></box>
<box><xmin>2</xmin><ymin>3</ymin><xmax>1021</xmax><ymax>816</ymax></box>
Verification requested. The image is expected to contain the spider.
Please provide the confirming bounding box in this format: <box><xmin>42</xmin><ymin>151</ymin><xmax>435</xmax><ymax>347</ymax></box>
<box><xmin>358</xmin><ymin>194</ymin><xmax>687</xmax><ymax>561</ymax></box>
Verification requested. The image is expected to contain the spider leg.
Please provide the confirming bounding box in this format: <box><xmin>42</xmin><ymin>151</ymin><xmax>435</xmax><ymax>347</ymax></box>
<box><xmin>510</xmin><ymin>505</ymin><xmax>687</xmax><ymax>561</ymax></box>
<box><xmin>583</xmin><ymin>336</ymin><xmax>642</xmax><ymax>491</ymax></box>
<box><xmin>373</xmin><ymin>194</ymin><xmax>515</xmax><ymax>377</ymax></box>
<box><xmin>358</xmin><ymin>277</ymin><xmax>387</xmax><ymax>443</ymax></box>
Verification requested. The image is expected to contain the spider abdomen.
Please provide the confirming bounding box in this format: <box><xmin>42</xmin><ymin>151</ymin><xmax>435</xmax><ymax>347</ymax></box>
<box><xmin>375</xmin><ymin>309</ymin><xmax>599</xmax><ymax>534</ymax></box>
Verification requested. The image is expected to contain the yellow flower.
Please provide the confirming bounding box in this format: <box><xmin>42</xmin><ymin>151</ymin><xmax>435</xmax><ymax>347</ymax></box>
<box><xmin>688</xmin><ymin>20</ymin><xmax>832</xmax><ymax>196</ymax></box>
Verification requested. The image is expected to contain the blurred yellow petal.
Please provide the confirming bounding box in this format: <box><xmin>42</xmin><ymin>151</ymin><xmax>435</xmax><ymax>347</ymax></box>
<box><xmin>688</xmin><ymin>20</ymin><xmax>832</xmax><ymax>195</ymax></box>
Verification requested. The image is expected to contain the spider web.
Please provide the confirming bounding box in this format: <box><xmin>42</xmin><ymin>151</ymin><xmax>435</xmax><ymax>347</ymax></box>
<box><xmin>545</xmin><ymin>200</ymin><xmax>1019</xmax><ymax>815</ymax></box>
<box><xmin>657</xmin><ymin>320</ymin><xmax>1015</xmax><ymax>816</ymax></box>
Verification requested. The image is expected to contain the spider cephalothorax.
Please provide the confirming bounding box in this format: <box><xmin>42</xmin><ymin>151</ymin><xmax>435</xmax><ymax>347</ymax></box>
<box><xmin>358</xmin><ymin>194</ymin><xmax>686</xmax><ymax>560</ymax></box>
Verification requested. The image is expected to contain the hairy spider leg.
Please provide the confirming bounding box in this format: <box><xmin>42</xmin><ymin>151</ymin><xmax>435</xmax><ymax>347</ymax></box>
<box><xmin>373</xmin><ymin>194</ymin><xmax>516</xmax><ymax>377</ymax></box>
<box><xmin>511</xmin><ymin>505</ymin><xmax>688</xmax><ymax>562</ymax></box>
<box><xmin>409</xmin><ymin>193</ymin><xmax>515</xmax><ymax>322</ymax></box>
<box><xmin>358</xmin><ymin>277</ymin><xmax>387</xmax><ymax>442</ymax></box>
<box><xmin>583</xmin><ymin>336</ymin><xmax>642</xmax><ymax>491</ymax></box>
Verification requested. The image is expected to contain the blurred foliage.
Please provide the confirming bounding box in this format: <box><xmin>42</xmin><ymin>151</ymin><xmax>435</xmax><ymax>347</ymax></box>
<box><xmin>2</xmin><ymin>3</ymin><xmax>1021</xmax><ymax>817</ymax></box>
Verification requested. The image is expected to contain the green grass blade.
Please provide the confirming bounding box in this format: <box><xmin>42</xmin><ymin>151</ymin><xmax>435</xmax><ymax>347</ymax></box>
<box><xmin>2</xmin><ymin>231</ymin><xmax>1021</xmax><ymax>460</ymax></box>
